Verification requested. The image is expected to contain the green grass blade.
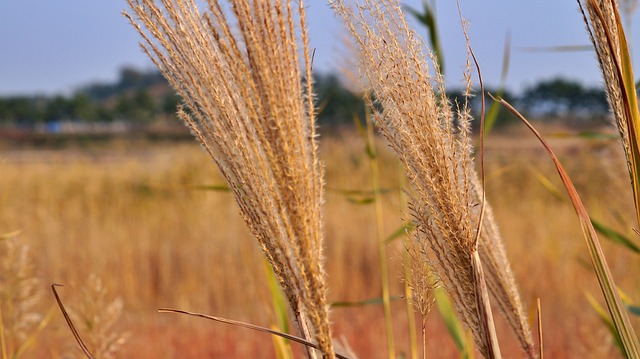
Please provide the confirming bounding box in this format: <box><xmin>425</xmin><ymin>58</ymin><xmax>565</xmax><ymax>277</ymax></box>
<box><xmin>591</xmin><ymin>218</ymin><xmax>640</xmax><ymax>254</ymax></box>
<box><xmin>264</xmin><ymin>261</ymin><xmax>293</xmax><ymax>359</ymax></box>
<box><xmin>575</xmin><ymin>131</ymin><xmax>618</xmax><ymax>140</ymax></box>
<box><xmin>384</xmin><ymin>222</ymin><xmax>415</xmax><ymax>244</ymax></box>
<box><xmin>404</xmin><ymin>1</ymin><xmax>445</xmax><ymax>74</ymax></box>
<box><xmin>484</xmin><ymin>31</ymin><xmax>511</xmax><ymax>135</ymax></box>
<box><xmin>495</xmin><ymin>95</ymin><xmax>640</xmax><ymax>358</ymax></box>
<box><xmin>326</xmin><ymin>188</ymin><xmax>395</xmax><ymax>196</ymax></box>
<box><xmin>434</xmin><ymin>287</ymin><xmax>470</xmax><ymax>358</ymax></box>
<box><xmin>331</xmin><ymin>295</ymin><xmax>403</xmax><ymax>308</ymax></box>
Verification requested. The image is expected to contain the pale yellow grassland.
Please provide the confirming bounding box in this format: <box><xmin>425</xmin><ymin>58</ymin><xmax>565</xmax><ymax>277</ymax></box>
<box><xmin>1</xmin><ymin>130</ymin><xmax>638</xmax><ymax>358</ymax></box>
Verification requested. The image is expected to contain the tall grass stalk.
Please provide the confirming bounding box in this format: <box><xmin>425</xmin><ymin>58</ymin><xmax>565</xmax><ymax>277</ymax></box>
<box><xmin>399</xmin><ymin>166</ymin><xmax>419</xmax><ymax>359</ymax></box>
<box><xmin>125</xmin><ymin>1</ymin><xmax>334</xmax><ymax>357</ymax></box>
<box><xmin>330</xmin><ymin>1</ymin><xmax>533</xmax><ymax>357</ymax></box>
<box><xmin>363</xmin><ymin>104</ymin><xmax>397</xmax><ymax>359</ymax></box>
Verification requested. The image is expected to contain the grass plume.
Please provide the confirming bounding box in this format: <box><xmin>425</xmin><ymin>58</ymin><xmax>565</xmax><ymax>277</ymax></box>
<box><xmin>124</xmin><ymin>1</ymin><xmax>334</xmax><ymax>357</ymax></box>
<box><xmin>329</xmin><ymin>0</ymin><xmax>533</xmax><ymax>357</ymax></box>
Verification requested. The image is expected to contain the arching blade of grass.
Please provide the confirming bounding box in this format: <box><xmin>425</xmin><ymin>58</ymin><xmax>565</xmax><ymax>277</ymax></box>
<box><xmin>158</xmin><ymin>308</ymin><xmax>351</xmax><ymax>359</ymax></box>
<box><xmin>362</xmin><ymin>104</ymin><xmax>396</xmax><ymax>358</ymax></box>
<box><xmin>188</xmin><ymin>184</ymin><xmax>231</xmax><ymax>192</ymax></box>
<box><xmin>326</xmin><ymin>187</ymin><xmax>396</xmax><ymax>205</ymax></box>
<box><xmin>51</xmin><ymin>285</ymin><xmax>96</xmax><ymax>359</ymax></box>
<box><xmin>353</xmin><ymin>113</ymin><xmax>376</xmax><ymax>160</ymax></box>
<box><xmin>613</xmin><ymin>5</ymin><xmax>640</xmax><ymax>231</ymax></box>
<box><xmin>494</xmin><ymin>95</ymin><xmax>640</xmax><ymax>358</ymax></box>
<box><xmin>575</xmin><ymin>132</ymin><xmax>618</xmax><ymax>140</ymax></box>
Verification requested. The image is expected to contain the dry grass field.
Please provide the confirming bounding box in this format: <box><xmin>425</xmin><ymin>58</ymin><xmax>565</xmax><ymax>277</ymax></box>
<box><xmin>1</xmin><ymin>126</ymin><xmax>639</xmax><ymax>358</ymax></box>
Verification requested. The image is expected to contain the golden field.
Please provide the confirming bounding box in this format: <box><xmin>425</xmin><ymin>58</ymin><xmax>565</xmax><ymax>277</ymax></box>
<box><xmin>1</xmin><ymin>127</ymin><xmax>639</xmax><ymax>358</ymax></box>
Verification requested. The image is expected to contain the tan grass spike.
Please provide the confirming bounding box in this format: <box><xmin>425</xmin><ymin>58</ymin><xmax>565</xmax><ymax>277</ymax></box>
<box><xmin>330</xmin><ymin>0</ymin><xmax>533</xmax><ymax>357</ymax></box>
<box><xmin>125</xmin><ymin>1</ymin><xmax>335</xmax><ymax>357</ymax></box>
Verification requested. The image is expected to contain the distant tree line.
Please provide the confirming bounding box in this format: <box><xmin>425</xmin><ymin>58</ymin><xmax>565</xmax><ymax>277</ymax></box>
<box><xmin>0</xmin><ymin>66</ymin><xmax>615</xmax><ymax>129</ymax></box>
<box><xmin>0</xmin><ymin>67</ymin><xmax>179</xmax><ymax>126</ymax></box>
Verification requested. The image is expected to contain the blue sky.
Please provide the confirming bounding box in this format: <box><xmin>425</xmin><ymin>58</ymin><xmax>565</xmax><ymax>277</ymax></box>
<box><xmin>0</xmin><ymin>1</ymin><xmax>639</xmax><ymax>96</ymax></box>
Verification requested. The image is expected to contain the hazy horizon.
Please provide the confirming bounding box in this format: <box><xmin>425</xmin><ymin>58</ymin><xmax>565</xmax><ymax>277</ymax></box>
<box><xmin>1</xmin><ymin>1</ymin><xmax>639</xmax><ymax>96</ymax></box>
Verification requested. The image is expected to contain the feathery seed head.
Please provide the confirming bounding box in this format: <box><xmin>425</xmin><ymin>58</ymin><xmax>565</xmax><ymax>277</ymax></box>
<box><xmin>331</xmin><ymin>0</ymin><xmax>533</xmax><ymax>357</ymax></box>
<box><xmin>125</xmin><ymin>1</ymin><xmax>334</xmax><ymax>357</ymax></box>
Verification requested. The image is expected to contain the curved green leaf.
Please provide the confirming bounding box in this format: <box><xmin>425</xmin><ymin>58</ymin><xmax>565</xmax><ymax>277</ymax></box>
<box><xmin>385</xmin><ymin>222</ymin><xmax>416</xmax><ymax>244</ymax></box>
<box><xmin>434</xmin><ymin>287</ymin><xmax>471</xmax><ymax>358</ymax></box>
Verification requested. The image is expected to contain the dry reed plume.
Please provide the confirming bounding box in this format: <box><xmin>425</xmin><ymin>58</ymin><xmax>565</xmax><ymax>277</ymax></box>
<box><xmin>330</xmin><ymin>0</ymin><xmax>533</xmax><ymax>357</ymax></box>
<box><xmin>125</xmin><ymin>1</ymin><xmax>334</xmax><ymax>357</ymax></box>
<box><xmin>579</xmin><ymin>0</ymin><xmax>640</xmax><ymax>213</ymax></box>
